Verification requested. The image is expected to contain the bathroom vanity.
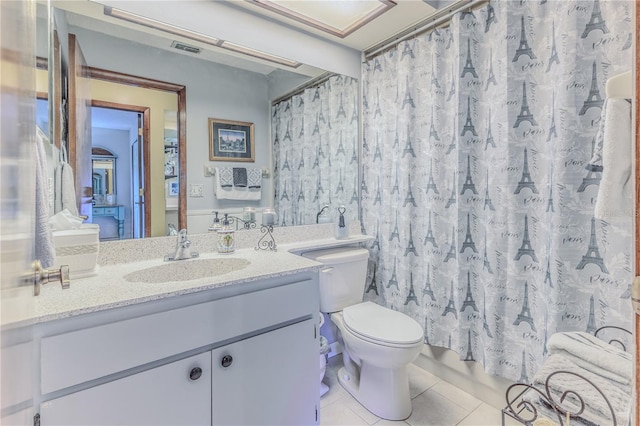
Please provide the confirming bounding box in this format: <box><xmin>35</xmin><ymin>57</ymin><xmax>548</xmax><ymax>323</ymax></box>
<box><xmin>32</xmin><ymin>249</ymin><xmax>323</xmax><ymax>426</ymax></box>
<box><xmin>91</xmin><ymin>204</ymin><xmax>125</xmax><ymax>239</ymax></box>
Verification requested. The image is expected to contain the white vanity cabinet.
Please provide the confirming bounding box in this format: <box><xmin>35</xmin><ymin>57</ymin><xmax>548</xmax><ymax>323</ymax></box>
<box><xmin>35</xmin><ymin>274</ymin><xmax>320</xmax><ymax>426</ymax></box>
<box><xmin>40</xmin><ymin>352</ymin><xmax>212</xmax><ymax>425</ymax></box>
<box><xmin>211</xmin><ymin>318</ymin><xmax>317</xmax><ymax>425</ymax></box>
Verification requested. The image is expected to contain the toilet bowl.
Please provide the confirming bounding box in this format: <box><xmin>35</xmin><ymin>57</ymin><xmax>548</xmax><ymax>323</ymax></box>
<box><xmin>303</xmin><ymin>248</ymin><xmax>424</xmax><ymax>421</ymax></box>
<box><xmin>331</xmin><ymin>303</ymin><xmax>423</xmax><ymax>420</ymax></box>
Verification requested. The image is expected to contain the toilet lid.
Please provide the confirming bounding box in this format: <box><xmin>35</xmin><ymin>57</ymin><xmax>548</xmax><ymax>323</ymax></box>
<box><xmin>342</xmin><ymin>302</ymin><xmax>424</xmax><ymax>345</ymax></box>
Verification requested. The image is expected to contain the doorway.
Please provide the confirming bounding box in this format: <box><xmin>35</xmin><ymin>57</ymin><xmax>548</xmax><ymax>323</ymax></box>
<box><xmin>86</xmin><ymin>68</ymin><xmax>187</xmax><ymax>235</ymax></box>
<box><xmin>90</xmin><ymin>103</ymin><xmax>149</xmax><ymax>240</ymax></box>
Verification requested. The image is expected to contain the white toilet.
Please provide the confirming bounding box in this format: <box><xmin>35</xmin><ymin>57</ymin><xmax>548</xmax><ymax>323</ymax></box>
<box><xmin>304</xmin><ymin>247</ymin><xmax>424</xmax><ymax>421</ymax></box>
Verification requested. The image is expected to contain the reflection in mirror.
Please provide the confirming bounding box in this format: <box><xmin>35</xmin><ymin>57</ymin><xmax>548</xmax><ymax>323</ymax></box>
<box><xmin>91</xmin><ymin>147</ymin><xmax>116</xmax><ymax>205</ymax></box>
<box><xmin>164</xmin><ymin>115</ymin><xmax>179</xmax><ymax>233</ymax></box>
<box><xmin>90</xmin><ymin>105</ymin><xmax>142</xmax><ymax>240</ymax></box>
<box><xmin>47</xmin><ymin>1</ymin><xmax>360</xmax><ymax>236</ymax></box>
<box><xmin>273</xmin><ymin>74</ymin><xmax>359</xmax><ymax>226</ymax></box>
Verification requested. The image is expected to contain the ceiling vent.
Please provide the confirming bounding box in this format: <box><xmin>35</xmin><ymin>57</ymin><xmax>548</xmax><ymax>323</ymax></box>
<box><xmin>171</xmin><ymin>41</ymin><xmax>201</xmax><ymax>54</ymax></box>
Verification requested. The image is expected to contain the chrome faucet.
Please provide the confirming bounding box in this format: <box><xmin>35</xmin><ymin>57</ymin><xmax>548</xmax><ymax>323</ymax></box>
<box><xmin>164</xmin><ymin>229</ymin><xmax>199</xmax><ymax>261</ymax></box>
<box><xmin>316</xmin><ymin>205</ymin><xmax>330</xmax><ymax>224</ymax></box>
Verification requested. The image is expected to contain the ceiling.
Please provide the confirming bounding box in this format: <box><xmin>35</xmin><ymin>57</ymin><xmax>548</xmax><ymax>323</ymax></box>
<box><xmin>54</xmin><ymin>0</ymin><xmax>448</xmax><ymax>77</ymax></box>
<box><xmin>229</xmin><ymin>0</ymin><xmax>441</xmax><ymax>51</ymax></box>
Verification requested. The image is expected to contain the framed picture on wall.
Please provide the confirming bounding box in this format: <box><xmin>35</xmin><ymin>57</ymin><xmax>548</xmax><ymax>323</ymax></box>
<box><xmin>208</xmin><ymin>118</ymin><xmax>255</xmax><ymax>162</ymax></box>
<box><xmin>168</xmin><ymin>181</ymin><xmax>179</xmax><ymax>197</ymax></box>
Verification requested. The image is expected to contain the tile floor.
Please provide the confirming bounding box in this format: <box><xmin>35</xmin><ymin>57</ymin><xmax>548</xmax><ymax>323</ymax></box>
<box><xmin>320</xmin><ymin>356</ymin><xmax>523</xmax><ymax>426</ymax></box>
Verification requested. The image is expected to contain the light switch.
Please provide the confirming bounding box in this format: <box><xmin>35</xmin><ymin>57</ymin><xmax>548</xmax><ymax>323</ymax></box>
<box><xmin>189</xmin><ymin>184</ymin><xmax>204</xmax><ymax>197</ymax></box>
<box><xmin>204</xmin><ymin>165</ymin><xmax>214</xmax><ymax>177</ymax></box>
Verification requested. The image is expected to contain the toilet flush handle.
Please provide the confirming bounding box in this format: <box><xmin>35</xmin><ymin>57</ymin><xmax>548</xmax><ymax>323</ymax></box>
<box><xmin>320</xmin><ymin>267</ymin><xmax>334</xmax><ymax>276</ymax></box>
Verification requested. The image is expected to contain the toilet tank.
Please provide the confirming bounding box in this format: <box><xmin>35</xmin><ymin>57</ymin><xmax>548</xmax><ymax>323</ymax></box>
<box><xmin>302</xmin><ymin>247</ymin><xmax>370</xmax><ymax>313</ymax></box>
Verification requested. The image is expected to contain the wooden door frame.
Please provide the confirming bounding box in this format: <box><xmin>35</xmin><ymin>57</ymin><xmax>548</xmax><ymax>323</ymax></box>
<box><xmin>68</xmin><ymin>33</ymin><xmax>93</xmax><ymax>221</ymax></box>
<box><xmin>85</xmin><ymin>67</ymin><xmax>187</xmax><ymax>232</ymax></box>
<box><xmin>91</xmin><ymin>100</ymin><xmax>151</xmax><ymax>237</ymax></box>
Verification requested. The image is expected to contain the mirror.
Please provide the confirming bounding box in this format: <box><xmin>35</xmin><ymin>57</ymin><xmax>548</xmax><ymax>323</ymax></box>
<box><xmin>91</xmin><ymin>147</ymin><xmax>116</xmax><ymax>205</ymax></box>
<box><xmin>46</xmin><ymin>1</ymin><xmax>359</xmax><ymax>237</ymax></box>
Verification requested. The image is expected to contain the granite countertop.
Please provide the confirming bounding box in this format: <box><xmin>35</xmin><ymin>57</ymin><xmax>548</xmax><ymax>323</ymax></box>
<box><xmin>33</xmin><ymin>232</ymin><xmax>373</xmax><ymax>324</ymax></box>
<box><xmin>34</xmin><ymin>249</ymin><xmax>320</xmax><ymax>324</ymax></box>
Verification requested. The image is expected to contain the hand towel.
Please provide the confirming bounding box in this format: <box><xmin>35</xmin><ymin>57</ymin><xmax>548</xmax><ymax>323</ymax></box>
<box><xmin>60</xmin><ymin>162</ymin><xmax>79</xmax><ymax>216</ymax></box>
<box><xmin>54</xmin><ymin>144</ymin><xmax>79</xmax><ymax>216</ymax></box>
<box><xmin>233</xmin><ymin>167</ymin><xmax>247</xmax><ymax>187</ymax></box>
<box><xmin>217</xmin><ymin>167</ymin><xmax>233</xmax><ymax>188</ymax></box>
<box><xmin>247</xmin><ymin>168</ymin><xmax>262</xmax><ymax>189</ymax></box>
<box><xmin>593</xmin><ymin>98</ymin><xmax>632</xmax><ymax>219</ymax></box>
<box><xmin>215</xmin><ymin>171</ymin><xmax>261</xmax><ymax>201</ymax></box>
<box><xmin>35</xmin><ymin>130</ymin><xmax>56</xmax><ymax>268</ymax></box>
<box><xmin>586</xmin><ymin>111</ymin><xmax>604</xmax><ymax>172</ymax></box>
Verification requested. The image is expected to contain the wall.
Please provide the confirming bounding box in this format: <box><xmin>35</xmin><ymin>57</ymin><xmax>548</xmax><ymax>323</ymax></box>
<box><xmin>36</xmin><ymin>67</ymin><xmax>47</xmax><ymax>93</ymax></box>
<box><xmin>89</xmin><ymin>77</ymin><xmax>177</xmax><ymax>237</ymax></box>
<box><xmin>267</xmin><ymin>69</ymin><xmax>315</xmax><ymax>103</ymax></box>
<box><xmin>52</xmin><ymin>7</ymin><xmax>69</xmax><ymax>66</ymax></box>
<box><xmin>92</xmin><ymin>127</ymin><xmax>133</xmax><ymax>239</ymax></box>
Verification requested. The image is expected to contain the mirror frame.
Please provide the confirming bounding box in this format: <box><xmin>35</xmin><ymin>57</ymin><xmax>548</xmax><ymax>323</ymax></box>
<box><xmin>91</xmin><ymin>147</ymin><xmax>117</xmax><ymax>200</ymax></box>
<box><xmin>84</xmin><ymin>66</ymin><xmax>187</xmax><ymax>234</ymax></box>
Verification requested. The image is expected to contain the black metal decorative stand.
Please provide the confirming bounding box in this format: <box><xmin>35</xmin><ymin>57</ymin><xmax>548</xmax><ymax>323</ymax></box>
<box><xmin>502</xmin><ymin>370</ymin><xmax>618</xmax><ymax>426</ymax></box>
<box><xmin>255</xmin><ymin>225</ymin><xmax>277</xmax><ymax>251</ymax></box>
<box><xmin>228</xmin><ymin>216</ymin><xmax>257</xmax><ymax>230</ymax></box>
<box><xmin>502</xmin><ymin>326</ymin><xmax>631</xmax><ymax>426</ymax></box>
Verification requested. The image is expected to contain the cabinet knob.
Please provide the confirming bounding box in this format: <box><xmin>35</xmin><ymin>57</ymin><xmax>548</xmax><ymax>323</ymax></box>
<box><xmin>221</xmin><ymin>355</ymin><xmax>233</xmax><ymax>368</ymax></box>
<box><xmin>189</xmin><ymin>367</ymin><xmax>202</xmax><ymax>381</ymax></box>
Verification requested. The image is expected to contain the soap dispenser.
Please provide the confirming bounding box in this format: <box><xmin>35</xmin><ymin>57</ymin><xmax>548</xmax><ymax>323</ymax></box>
<box><xmin>208</xmin><ymin>211</ymin><xmax>222</xmax><ymax>232</ymax></box>
<box><xmin>217</xmin><ymin>213</ymin><xmax>235</xmax><ymax>254</ymax></box>
<box><xmin>335</xmin><ymin>206</ymin><xmax>348</xmax><ymax>239</ymax></box>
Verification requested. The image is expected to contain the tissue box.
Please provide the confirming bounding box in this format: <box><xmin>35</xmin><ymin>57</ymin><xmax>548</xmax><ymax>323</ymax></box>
<box><xmin>52</xmin><ymin>224</ymin><xmax>100</xmax><ymax>279</ymax></box>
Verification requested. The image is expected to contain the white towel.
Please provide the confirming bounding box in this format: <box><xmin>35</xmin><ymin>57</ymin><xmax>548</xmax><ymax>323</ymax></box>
<box><xmin>55</xmin><ymin>160</ymin><xmax>79</xmax><ymax>216</ymax></box>
<box><xmin>214</xmin><ymin>169</ymin><xmax>261</xmax><ymax>201</ymax></box>
<box><xmin>546</xmin><ymin>332</ymin><xmax>632</xmax><ymax>384</ymax></box>
<box><xmin>593</xmin><ymin>98</ymin><xmax>632</xmax><ymax>219</ymax></box>
<box><xmin>35</xmin><ymin>130</ymin><xmax>56</xmax><ymax>268</ymax></box>
<box><xmin>217</xmin><ymin>167</ymin><xmax>233</xmax><ymax>187</ymax></box>
<box><xmin>247</xmin><ymin>168</ymin><xmax>262</xmax><ymax>189</ymax></box>
<box><xmin>530</xmin><ymin>354</ymin><xmax>631</xmax><ymax>426</ymax></box>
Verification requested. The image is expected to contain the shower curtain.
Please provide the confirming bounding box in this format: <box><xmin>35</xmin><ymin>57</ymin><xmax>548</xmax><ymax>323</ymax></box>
<box><xmin>361</xmin><ymin>0</ymin><xmax>633</xmax><ymax>381</ymax></box>
<box><xmin>272</xmin><ymin>75</ymin><xmax>359</xmax><ymax>226</ymax></box>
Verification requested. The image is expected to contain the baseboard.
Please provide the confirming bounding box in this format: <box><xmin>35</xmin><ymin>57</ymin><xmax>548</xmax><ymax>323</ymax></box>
<box><xmin>413</xmin><ymin>345</ymin><xmax>514</xmax><ymax>410</ymax></box>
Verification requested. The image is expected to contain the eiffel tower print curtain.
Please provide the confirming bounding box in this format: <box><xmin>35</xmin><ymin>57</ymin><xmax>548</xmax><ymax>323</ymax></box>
<box><xmin>272</xmin><ymin>75</ymin><xmax>359</xmax><ymax>226</ymax></box>
<box><xmin>361</xmin><ymin>0</ymin><xmax>633</xmax><ymax>381</ymax></box>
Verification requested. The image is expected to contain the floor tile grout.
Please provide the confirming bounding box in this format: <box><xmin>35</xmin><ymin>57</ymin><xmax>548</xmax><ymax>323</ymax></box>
<box><xmin>320</xmin><ymin>358</ymin><xmax>500</xmax><ymax>426</ymax></box>
<box><xmin>454</xmin><ymin>405</ymin><xmax>480</xmax><ymax>426</ymax></box>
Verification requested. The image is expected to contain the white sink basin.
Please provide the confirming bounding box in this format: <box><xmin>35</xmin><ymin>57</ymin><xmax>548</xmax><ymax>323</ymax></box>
<box><xmin>124</xmin><ymin>258</ymin><xmax>250</xmax><ymax>283</ymax></box>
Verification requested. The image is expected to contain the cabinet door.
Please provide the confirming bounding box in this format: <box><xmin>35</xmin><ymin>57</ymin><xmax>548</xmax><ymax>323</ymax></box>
<box><xmin>40</xmin><ymin>352</ymin><xmax>211</xmax><ymax>426</ymax></box>
<box><xmin>212</xmin><ymin>319</ymin><xmax>318</xmax><ymax>425</ymax></box>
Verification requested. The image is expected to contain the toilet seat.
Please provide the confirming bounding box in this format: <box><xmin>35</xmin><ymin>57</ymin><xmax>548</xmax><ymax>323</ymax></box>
<box><xmin>342</xmin><ymin>302</ymin><xmax>423</xmax><ymax>347</ymax></box>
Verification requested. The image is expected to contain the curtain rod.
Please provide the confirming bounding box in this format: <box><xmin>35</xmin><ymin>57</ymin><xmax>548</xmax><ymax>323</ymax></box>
<box><xmin>271</xmin><ymin>71</ymin><xmax>336</xmax><ymax>106</ymax></box>
<box><xmin>364</xmin><ymin>0</ymin><xmax>490</xmax><ymax>61</ymax></box>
